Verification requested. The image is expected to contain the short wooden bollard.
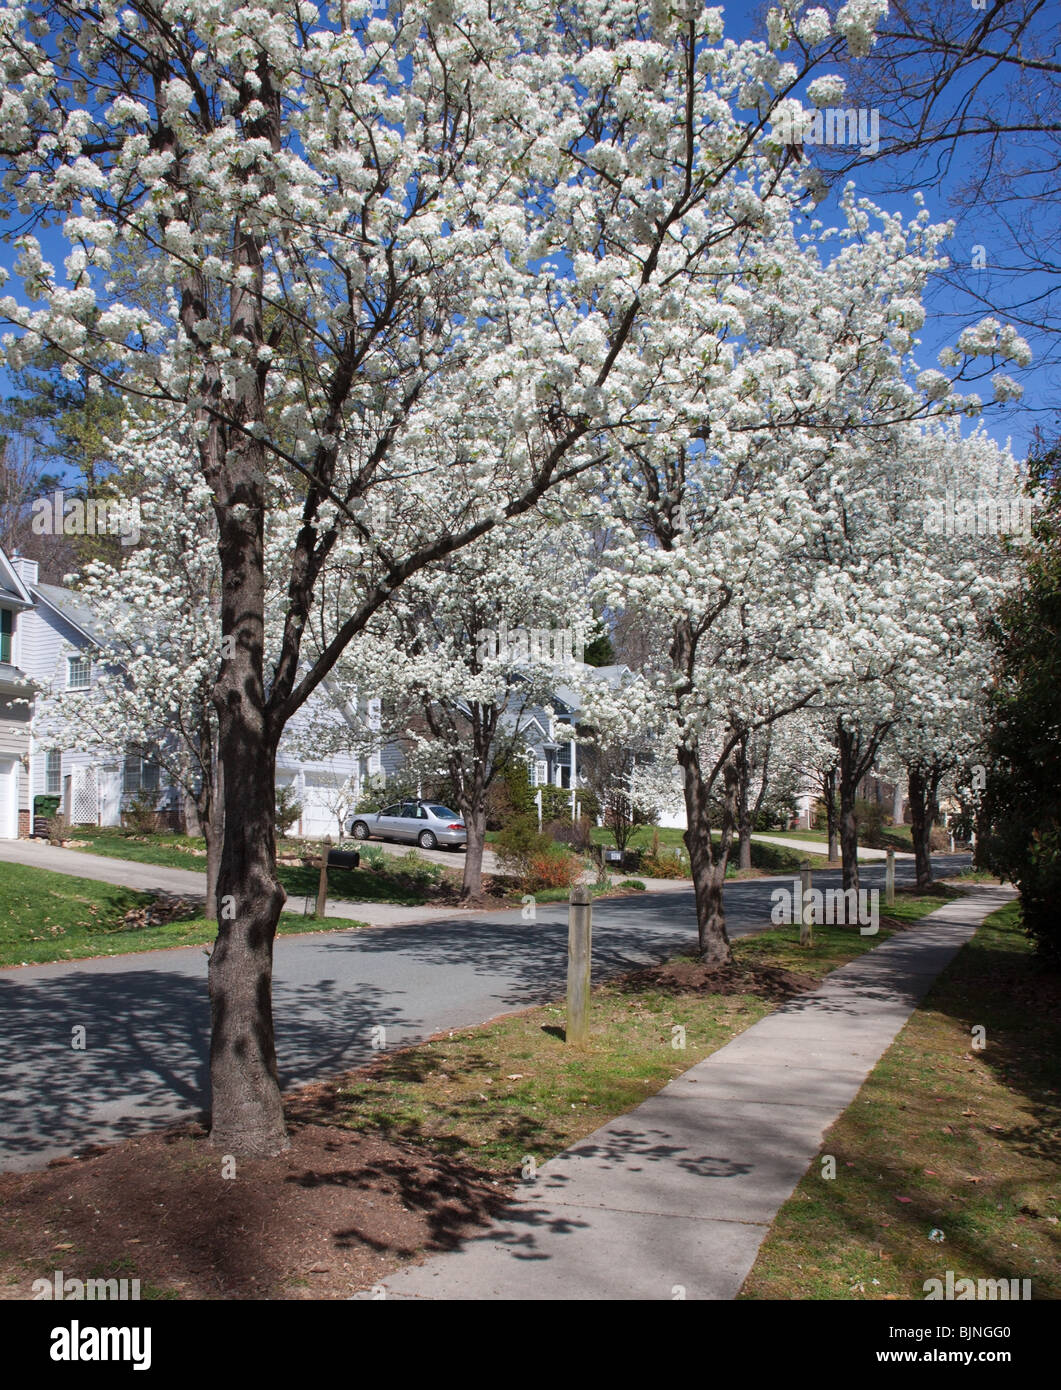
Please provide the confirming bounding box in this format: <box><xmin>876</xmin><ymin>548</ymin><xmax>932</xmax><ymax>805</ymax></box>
<box><xmin>885</xmin><ymin>849</ymin><xmax>895</xmax><ymax>906</ymax></box>
<box><xmin>566</xmin><ymin>883</ymin><xmax>592</xmax><ymax>1045</ymax></box>
<box><xmin>800</xmin><ymin>859</ymin><xmax>813</xmax><ymax>946</ymax></box>
<box><xmin>315</xmin><ymin>835</ymin><xmax>332</xmax><ymax>917</ymax></box>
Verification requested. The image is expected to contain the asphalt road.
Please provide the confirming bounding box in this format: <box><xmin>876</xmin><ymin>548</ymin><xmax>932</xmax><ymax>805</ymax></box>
<box><xmin>0</xmin><ymin>854</ymin><xmax>972</xmax><ymax>1171</ymax></box>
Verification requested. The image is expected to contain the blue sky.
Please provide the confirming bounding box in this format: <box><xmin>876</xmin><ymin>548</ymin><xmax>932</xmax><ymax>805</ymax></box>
<box><xmin>720</xmin><ymin>0</ymin><xmax>1054</xmax><ymax>461</ymax></box>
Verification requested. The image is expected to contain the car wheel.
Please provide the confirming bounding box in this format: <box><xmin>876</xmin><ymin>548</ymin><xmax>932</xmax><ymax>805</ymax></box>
<box><xmin>351</xmin><ymin>821</ymin><xmax>370</xmax><ymax>840</ymax></box>
<box><xmin>418</xmin><ymin>830</ymin><xmax>437</xmax><ymax>849</ymax></box>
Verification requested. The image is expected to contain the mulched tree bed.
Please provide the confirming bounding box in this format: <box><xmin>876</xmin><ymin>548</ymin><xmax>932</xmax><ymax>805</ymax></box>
<box><xmin>0</xmin><ymin>1121</ymin><xmax>513</xmax><ymax>1301</ymax></box>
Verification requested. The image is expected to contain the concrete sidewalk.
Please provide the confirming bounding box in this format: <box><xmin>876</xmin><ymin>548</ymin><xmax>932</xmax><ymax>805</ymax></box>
<box><xmin>375</xmin><ymin>883</ymin><xmax>1014</xmax><ymax>1301</ymax></box>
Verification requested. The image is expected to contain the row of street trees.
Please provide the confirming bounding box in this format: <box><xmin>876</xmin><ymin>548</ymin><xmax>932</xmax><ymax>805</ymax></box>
<box><xmin>0</xmin><ymin>0</ymin><xmax>1034</xmax><ymax>1156</ymax></box>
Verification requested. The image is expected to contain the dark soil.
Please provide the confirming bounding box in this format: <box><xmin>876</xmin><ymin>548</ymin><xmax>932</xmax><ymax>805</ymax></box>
<box><xmin>0</xmin><ymin>1121</ymin><xmax>513</xmax><ymax>1301</ymax></box>
<box><xmin>620</xmin><ymin>956</ymin><xmax>821</xmax><ymax>1003</ymax></box>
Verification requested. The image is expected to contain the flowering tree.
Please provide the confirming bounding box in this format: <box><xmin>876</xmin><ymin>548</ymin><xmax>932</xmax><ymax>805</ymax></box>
<box><xmin>325</xmin><ymin>511</ymin><xmax>595</xmax><ymax>898</ymax></box>
<box><xmin>4</xmin><ymin>0</ymin><xmax>896</xmax><ymax>1153</ymax></box>
<box><xmin>37</xmin><ymin>427</ymin><xmax>231</xmax><ymax>912</ymax></box>
<box><xmin>818</xmin><ymin>421</ymin><xmax>1024</xmax><ymax>892</ymax></box>
<box><xmin>586</xmin><ymin>182</ymin><xmax>1005</xmax><ymax>961</ymax></box>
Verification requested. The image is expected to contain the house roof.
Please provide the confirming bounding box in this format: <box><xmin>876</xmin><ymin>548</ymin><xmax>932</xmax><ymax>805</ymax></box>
<box><xmin>552</xmin><ymin>661</ymin><xmax>631</xmax><ymax>715</ymax></box>
<box><xmin>0</xmin><ymin>547</ymin><xmax>35</xmax><ymax>609</ymax></box>
<box><xmin>30</xmin><ymin>582</ymin><xmax>105</xmax><ymax>646</ymax></box>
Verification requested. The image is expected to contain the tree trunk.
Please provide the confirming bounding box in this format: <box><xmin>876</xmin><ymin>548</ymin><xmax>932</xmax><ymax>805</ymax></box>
<box><xmin>838</xmin><ymin>781</ymin><xmax>859</xmax><ymax>894</ymax></box>
<box><xmin>737</xmin><ymin>735</ymin><xmax>752</xmax><ymax>871</ymax></box>
<box><xmin>836</xmin><ymin>735</ymin><xmax>861</xmax><ymax>894</ymax></box>
<box><xmin>824</xmin><ymin>767</ymin><xmax>839</xmax><ymax>862</ymax></box>
<box><xmin>198</xmin><ymin>758</ymin><xmax>223</xmax><ymax>922</ymax></box>
<box><xmin>202</xmin><ymin>819</ymin><xmax>221</xmax><ymax>923</ymax></box>
<box><xmin>907</xmin><ymin>761</ymin><xmax>942</xmax><ymax>891</ymax></box>
<box><xmin>207</xmin><ymin>720</ymin><xmax>287</xmax><ymax>1156</ymax></box>
<box><xmin>461</xmin><ymin>802</ymin><xmax>487</xmax><ymax>900</ymax></box>
<box><xmin>204</xmin><ymin>413</ymin><xmax>288</xmax><ymax>1155</ymax></box>
<box><xmin>738</xmin><ymin>819</ymin><xmax>752</xmax><ymax>871</ymax></box>
<box><xmin>973</xmin><ymin>797</ymin><xmax>989</xmax><ymax>869</ymax></box>
<box><xmin>892</xmin><ymin>778</ymin><xmax>905</xmax><ymax>826</ymax></box>
<box><xmin>679</xmin><ymin>741</ymin><xmax>737</xmax><ymax>965</ymax></box>
<box><xmin>908</xmin><ymin>765</ymin><xmax>932</xmax><ymax>890</ymax></box>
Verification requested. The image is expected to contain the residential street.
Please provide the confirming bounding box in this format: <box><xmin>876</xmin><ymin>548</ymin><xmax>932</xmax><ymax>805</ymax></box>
<box><xmin>0</xmin><ymin>853</ymin><xmax>971</xmax><ymax>1171</ymax></box>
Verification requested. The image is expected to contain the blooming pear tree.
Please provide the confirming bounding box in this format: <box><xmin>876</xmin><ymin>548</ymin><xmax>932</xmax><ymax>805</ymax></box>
<box><xmin>887</xmin><ymin>426</ymin><xmax>1026</xmax><ymax>889</ymax></box>
<box><xmin>2</xmin><ymin>0</ymin><xmax>887</xmax><ymax>1153</ymax></box>
<box><xmin>316</xmin><ymin>510</ymin><xmax>596</xmax><ymax>899</ymax></box>
<box><xmin>36</xmin><ymin>426</ymin><xmax>232</xmax><ymax>912</ymax></box>
<box><xmin>815</xmin><ymin>420</ymin><xmax>1024</xmax><ymax>893</ymax></box>
<box><xmin>585</xmin><ymin>182</ymin><xmax>999</xmax><ymax>962</ymax></box>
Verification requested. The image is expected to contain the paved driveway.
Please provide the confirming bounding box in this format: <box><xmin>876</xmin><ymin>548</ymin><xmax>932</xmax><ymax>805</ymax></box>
<box><xmin>0</xmin><ymin>853</ymin><xmax>972</xmax><ymax>1170</ymax></box>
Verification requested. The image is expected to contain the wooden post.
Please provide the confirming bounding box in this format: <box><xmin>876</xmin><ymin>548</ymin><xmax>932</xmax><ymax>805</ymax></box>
<box><xmin>316</xmin><ymin>835</ymin><xmax>331</xmax><ymax>917</ymax></box>
<box><xmin>885</xmin><ymin>849</ymin><xmax>895</xmax><ymax>906</ymax></box>
<box><xmin>566</xmin><ymin>883</ymin><xmax>592</xmax><ymax>1045</ymax></box>
<box><xmin>800</xmin><ymin>860</ymin><xmax>812</xmax><ymax>946</ymax></box>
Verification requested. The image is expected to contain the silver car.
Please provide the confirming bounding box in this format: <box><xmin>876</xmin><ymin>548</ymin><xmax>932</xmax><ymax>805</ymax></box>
<box><xmin>349</xmin><ymin>800</ymin><xmax>467</xmax><ymax>850</ymax></box>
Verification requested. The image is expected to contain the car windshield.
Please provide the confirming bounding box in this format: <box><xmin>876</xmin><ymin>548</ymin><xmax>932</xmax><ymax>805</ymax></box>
<box><xmin>428</xmin><ymin>805</ymin><xmax>460</xmax><ymax>819</ymax></box>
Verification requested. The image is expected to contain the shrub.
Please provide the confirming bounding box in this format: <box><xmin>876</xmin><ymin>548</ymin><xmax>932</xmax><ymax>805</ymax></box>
<box><xmin>394</xmin><ymin>849</ymin><xmax>442</xmax><ymax>887</ymax></box>
<box><xmin>526</xmin><ymin>851</ymin><xmax>583</xmax><ymax>891</ymax></box>
<box><xmin>502</xmin><ymin>759</ymin><xmax>537</xmax><ymax>820</ymax></box>
<box><xmin>495</xmin><ymin>815</ymin><xmax>582</xmax><ymax>892</ymax></box>
<box><xmin>929</xmin><ymin>824</ymin><xmax>951</xmax><ymax>852</ymax></box>
<box><xmin>47</xmin><ymin>812</ymin><xmax>67</xmax><ymax>845</ymax></box>
<box><xmin>617</xmin><ymin>879</ymin><xmax>646</xmax><ymax>891</ymax></box>
<box><xmin>640</xmin><ymin>848</ymin><xmax>688</xmax><ymax>879</ymax></box>
<box><xmin>34</xmin><ymin>793</ymin><xmax>60</xmax><ymax>820</ymax></box>
<box><xmin>539</xmin><ymin>784</ymin><xmax>574</xmax><ymax>822</ymax></box>
<box><xmin>494</xmin><ymin>815</ymin><xmax>553</xmax><ymax>881</ymax></box>
<box><xmin>275</xmin><ymin>783</ymin><xmax>304</xmax><ymax>834</ymax></box>
<box><xmin>275</xmin><ymin>783</ymin><xmax>304</xmax><ymax>837</ymax></box>
<box><xmin>547</xmin><ymin>814</ymin><xmax>594</xmax><ymax>852</ymax></box>
<box><xmin>854</xmin><ymin>798</ymin><xmax>888</xmax><ymax>847</ymax></box>
<box><xmin>123</xmin><ymin>787</ymin><xmax>160</xmax><ymax>835</ymax></box>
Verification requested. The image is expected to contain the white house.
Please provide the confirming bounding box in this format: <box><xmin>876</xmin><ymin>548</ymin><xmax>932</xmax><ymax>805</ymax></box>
<box><xmin>0</xmin><ymin>550</ymin><xmax>36</xmax><ymax>839</ymax></box>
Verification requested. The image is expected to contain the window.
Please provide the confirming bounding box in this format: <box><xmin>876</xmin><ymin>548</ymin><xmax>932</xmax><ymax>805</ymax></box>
<box><xmin>67</xmin><ymin>655</ymin><xmax>91</xmax><ymax>690</ymax></box>
<box><xmin>0</xmin><ymin>608</ymin><xmax>11</xmax><ymax>664</ymax></box>
<box><xmin>123</xmin><ymin>754</ymin><xmax>161</xmax><ymax>796</ymax></box>
<box><xmin>45</xmin><ymin>750</ymin><xmax>61</xmax><ymax>797</ymax></box>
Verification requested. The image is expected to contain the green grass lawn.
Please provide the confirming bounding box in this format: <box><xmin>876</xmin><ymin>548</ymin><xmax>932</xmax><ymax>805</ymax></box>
<box><xmin>305</xmin><ymin>893</ymin><xmax>947</xmax><ymax>1176</ymax></box>
<box><xmin>0</xmin><ymin>861</ymin><xmax>365</xmax><ymax>967</ymax></box>
<box><xmin>58</xmin><ymin>827</ymin><xmax>447</xmax><ymax>905</ymax></box>
<box><xmin>58</xmin><ymin>827</ymin><xmax>215</xmax><ymax>869</ymax></box>
<box><xmin>740</xmin><ymin>899</ymin><xmax>1061</xmax><ymax>1300</ymax></box>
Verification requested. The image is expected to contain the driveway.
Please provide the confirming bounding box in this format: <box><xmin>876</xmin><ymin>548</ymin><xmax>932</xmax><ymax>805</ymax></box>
<box><xmin>0</xmin><ymin>851</ymin><xmax>972</xmax><ymax>1170</ymax></box>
